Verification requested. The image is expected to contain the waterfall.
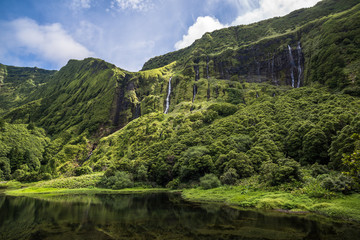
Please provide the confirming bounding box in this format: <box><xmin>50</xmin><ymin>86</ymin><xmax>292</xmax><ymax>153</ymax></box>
<box><xmin>206</xmin><ymin>57</ymin><xmax>209</xmax><ymax>79</ymax></box>
<box><xmin>271</xmin><ymin>56</ymin><xmax>276</xmax><ymax>85</ymax></box>
<box><xmin>196</xmin><ymin>68</ymin><xmax>200</xmax><ymax>81</ymax></box>
<box><xmin>192</xmin><ymin>84</ymin><xmax>197</xmax><ymax>103</ymax></box>
<box><xmin>164</xmin><ymin>77</ymin><xmax>172</xmax><ymax>114</ymax></box>
<box><xmin>288</xmin><ymin>45</ymin><xmax>295</xmax><ymax>88</ymax></box>
<box><xmin>297</xmin><ymin>42</ymin><xmax>302</xmax><ymax>88</ymax></box>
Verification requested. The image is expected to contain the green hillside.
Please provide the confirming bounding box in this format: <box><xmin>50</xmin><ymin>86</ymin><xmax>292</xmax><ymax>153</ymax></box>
<box><xmin>143</xmin><ymin>0</ymin><xmax>360</xmax><ymax>91</ymax></box>
<box><xmin>0</xmin><ymin>0</ymin><xmax>359</xmax><ymax>200</ymax></box>
<box><xmin>0</xmin><ymin>64</ymin><xmax>56</xmax><ymax>115</ymax></box>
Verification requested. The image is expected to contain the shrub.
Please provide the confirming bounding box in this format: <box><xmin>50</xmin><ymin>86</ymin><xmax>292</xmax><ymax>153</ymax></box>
<box><xmin>220</xmin><ymin>168</ymin><xmax>238</xmax><ymax>185</ymax></box>
<box><xmin>0</xmin><ymin>157</ymin><xmax>11</xmax><ymax>180</ymax></box>
<box><xmin>207</xmin><ymin>103</ymin><xmax>238</xmax><ymax>116</ymax></box>
<box><xmin>203</xmin><ymin>110</ymin><xmax>218</xmax><ymax>123</ymax></box>
<box><xmin>74</xmin><ymin>166</ymin><xmax>93</xmax><ymax>176</ymax></box>
<box><xmin>310</xmin><ymin>163</ymin><xmax>329</xmax><ymax>177</ymax></box>
<box><xmin>200</xmin><ymin>174</ymin><xmax>221</xmax><ymax>189</ymax></box>
<box><xmin>319</xmin><ymin>173</ymin><xmax>353</xmax><ymax>194</ymax></box>
<box><xmin>99</xmin><ymin>171</ymin><xmax>134</xmax><ymax>189</ymax></box>
<box><xmin>166</xmin><ymin>178</ymin><xmax>180</xmax><ymax>189</ymax></box>
<box><xmin>259</xmin><ymin>158</ymin><xmax>302</xmax><ymax>186</ymax></box>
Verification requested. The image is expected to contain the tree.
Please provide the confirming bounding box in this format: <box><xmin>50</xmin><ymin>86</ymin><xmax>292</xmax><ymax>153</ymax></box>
<box><xmin>0</xmin><ymin>118</ymin><xmax>5</xmax><ymax>131</ymax></box>
<box><xmin>200</xmin><ymin>174</ymin><xmax>221</xmax><ymax>189</ymax></box>
<box><xmin>301</xmin><ymin>127</ymin><xmax>328</xmax><ymax>165</ymax></box>
<box><xmin>259</xmin><ymin>158</ymin><xmax>301</xmax><ymax>186</ymax></box>
<box><xmin>0</xmin><ymin>157</ymin><xmax>11</xmax><ymax>180</ymax></box>
<box><xmin>342</xmin><ymin>134</ymin><xmax>360</xmax><ymax>189</ymax></box>
<box><xmin>220</xmin><ymin>168</ymin><xmax>238</xmax><ymax>185</ymax></box>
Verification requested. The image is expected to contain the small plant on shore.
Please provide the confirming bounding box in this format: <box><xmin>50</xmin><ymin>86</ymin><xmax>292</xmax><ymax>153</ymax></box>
<box><xmin>74</xmin><ymin>166</ymin><xmax>93</xmax><ymax>176</ymax></box>
<box><xmin>200</xmin><ymin>174</ymin><xmax>221</xmax><ymax>189</ymax></box>
<box><xmin>220</xmin><ymin>168</ymin><xmax>238</xmax><ymax>185</ymax></box>
<box><xmin>99</xmin><ymin>171</ymin><xmax>134</xmax><ymax>189</ymax></box>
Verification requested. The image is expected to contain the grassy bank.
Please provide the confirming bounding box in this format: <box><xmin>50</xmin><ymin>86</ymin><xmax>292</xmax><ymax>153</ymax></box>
<box><xmin>3</xmin><ymin>174</ymin><xmax>360</xmax><ymax>222</ymax></box>
<box><xmin>3</xmin><ymin>173</ymin><xmax>170</xmax><ymax>199</ymax></box>
<box><xmin>182</xmin><ymin>186</ymin><xmax>360</xmax><ymax>222</ymax></box>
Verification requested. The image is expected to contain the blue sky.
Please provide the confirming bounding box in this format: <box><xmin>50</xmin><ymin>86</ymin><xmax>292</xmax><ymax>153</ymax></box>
<box><xmin>0</xmin><ymin>0</ymin><xmax>321</xmax><ymax>71</ymax></box>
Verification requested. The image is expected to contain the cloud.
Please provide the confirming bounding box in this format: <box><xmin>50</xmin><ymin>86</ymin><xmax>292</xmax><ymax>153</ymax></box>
<box><xmin>1</xmin><ymin>18</ymin><xmax>93</xmax><ymax>68</ymax></box>
<box><xmin>111</xmin><ymin>0</ymin><xmax>153</xmax><ymax>11</ymax></box>
<box><xmin>70</xmin><ymin>0</ymin><xmax>92</xmax><ymax>11</ymax></box>
<box><xmin>174</xmin><ymin>16</ymin><xmax>226</xmax><ymax>50</ymax></box>
<box><xmin>174</xmin><ymin>0</ymin><xmax>321</xmax><ymax>50</ymax></box>
<box><xmin>231</xmin><ymin>0</ymin><xmax>321</xmax><ymax>25</ymax></box>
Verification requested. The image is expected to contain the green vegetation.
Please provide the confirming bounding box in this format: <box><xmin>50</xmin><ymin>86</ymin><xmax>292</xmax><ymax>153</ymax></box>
<box><xmin>0</xmin><ymin>0</ymin><xmax>360</xmax><ymax>224</ymax></box>
<box><xmin>182</xmin><ymin>186</ymin><xmax>360</xmax><ymax>221</ymax></box>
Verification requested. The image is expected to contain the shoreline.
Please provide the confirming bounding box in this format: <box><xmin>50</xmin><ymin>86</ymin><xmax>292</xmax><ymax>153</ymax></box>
<box><xmin>3</xmin><ymin>185</ymin><xmax>360</xmax><ymax>223</ymax></box>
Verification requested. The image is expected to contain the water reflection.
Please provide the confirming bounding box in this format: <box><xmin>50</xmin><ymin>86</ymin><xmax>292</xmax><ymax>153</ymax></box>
<box><xmin>0</xmin><ymin>193</ymin><xmax>359</xmax><ymax>240</ymax></box>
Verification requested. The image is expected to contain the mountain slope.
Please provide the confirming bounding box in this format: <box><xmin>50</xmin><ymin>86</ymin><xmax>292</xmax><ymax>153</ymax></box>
<box><xmin>0</xmin><ymin>64</ymin><xmax>56</xmax><ymax>115</ymax></box>
<box><xmin>143</xmin><ymin>0</ymin><xmax>360</xmax><ymax>91</ymax></box>
<box><xmin>3</xmin><ymin>58</ymin><xmax>175</xmax><ymax>136</ymax></box>
<box><xmin>0</xmin><ymin>0</ymin><xmax>359</xmax><ymax>190</ymax></box>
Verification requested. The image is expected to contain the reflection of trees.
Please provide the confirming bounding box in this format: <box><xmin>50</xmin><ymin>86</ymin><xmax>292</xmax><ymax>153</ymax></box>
<box><xmin>0</xmin><ymin>193</ymin><xmax>359</xmax><ymax>239</ymax></box>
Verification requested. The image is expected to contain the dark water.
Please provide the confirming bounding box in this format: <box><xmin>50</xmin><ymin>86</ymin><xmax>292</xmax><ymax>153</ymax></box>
<box><xmin>0</xmin><ymin>192</ymin><xmax>359</xmax><ymax>240</ymax></box>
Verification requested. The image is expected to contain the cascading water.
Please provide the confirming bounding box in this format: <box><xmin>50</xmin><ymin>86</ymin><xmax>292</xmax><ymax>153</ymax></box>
<box><xmin>288</xmin><ymin>45</ymin><xmax>295</xmax><ymax>88</ymax></box>
<box><xmin>206</xmin><ymin>57</ymin><xmax>209</xmax><ymax>79</ymax></box>
<box><xmin>164</xmin><ymin>77</ymin><xmax>172</xmax><ymax>114</ymax></box>
<box><xmin>192</xmin><ymin>84</ymin><xmax>197</xmax><ymax>103</ymax></box>
<box><xmin>297</xmin><ymin>42</ymin><xmax>302</xmax><ymax>88</ymax></box>
<box><xmin>271</xmin><ymin>56</ymin><xmax>276</xmax><ymax>85</ymax></box>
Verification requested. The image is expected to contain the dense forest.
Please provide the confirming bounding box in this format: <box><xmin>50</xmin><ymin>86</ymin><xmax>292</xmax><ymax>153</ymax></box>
<box><xmin>0</xmin><ymin>0</ymin><xmax>360</xmax><ymax>198</ymax></box>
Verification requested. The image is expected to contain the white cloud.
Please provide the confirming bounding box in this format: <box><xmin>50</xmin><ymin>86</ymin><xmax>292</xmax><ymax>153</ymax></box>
<box><xmin>174</xmin><ymin>0</ymin><xmax>321</xmax><ymax>50</ymax></box>
<box><xmin>174</xmin><ymin>16</ymin><xmax>226</xmax><ymax>50</ymax></box>
<box><xmin>70</xmin><ymin>0</ymin><xmax>92</xmax><ymax>10</ymax></box>
<box><xmin>111</xmin><ymin>0</ymin><xmax>153</xmax><ymax>11</ymax></box>
<box><xmin>231</xmin><ymin>0</ymin><xmax>321</xmax><ymax>25</ymax></box>
<box><xmin>6</xmin><ymin>18</ymin><xmax>93</xmax><ymax>68</ymax></box>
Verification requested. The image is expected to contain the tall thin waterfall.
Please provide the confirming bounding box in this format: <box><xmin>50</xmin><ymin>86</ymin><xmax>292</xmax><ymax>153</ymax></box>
<box><xmin>297</xmin><ymin>42</ymin><xmax>302</xmax><ymax>88</ymax></box>
<box><xmin>288</xmin><ymin>45</ymin><xmax>295</xmax><ymax>88</ymax></box>
<box><xmin>192</xmin><ymin>84</ymin><xmax>197</xmax><ymax>103</ymax></box>
<box><xmin>164</xmin><ymin>77</ymin><xmax>172</xmax><ymax>114</ymax></box>
<box><xmin>206</xmin><ymin>57</ymin><xmax>209</xmax><ymax>79</ymax></box>
<box><xmin>271</xmin><ymin>56</ymin><xmax>276</xmax><ymax>85</ymax></box>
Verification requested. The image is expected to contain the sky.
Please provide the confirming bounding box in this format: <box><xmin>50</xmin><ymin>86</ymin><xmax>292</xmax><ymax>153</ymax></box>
<box><xmin>0</xmin><ymin>0</ymin><xmax>321</xmax><ymax>71</ymax></box>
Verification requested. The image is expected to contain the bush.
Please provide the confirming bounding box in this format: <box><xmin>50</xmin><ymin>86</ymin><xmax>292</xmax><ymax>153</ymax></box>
<box><xmin>319</xmin><ymin>173</ymin><xmax>353</xmax><ymax>194</ymax></box>
<box><xmin>310</xmin><ymin>163</ymin><xmax>329</xmax><ymax>177</ymax></box>
<box><xmin>0</xmin><ymin>157</ymin><xmax>11</xmax><ymax>180</ymax></box>
<box><xmin>166</xmin><ymin>178</ymin><xmax>180</xmax><ymax>189</ymax></box>
<box><xmin>74</xmin><ymin>166</ymin><xmax>93</xmax><ymax>176</ymax></box>
<box><xmin>207</xmin><ymin>103</ymin><xmax>238</xmax><ymax>116</ymax></box>
<box><xmin>203</xmin><ymin>110</ymin><xmax>218</xmax><ymax>123</ymax></box>
<box><xmin>259</xmin><ymin>158</ymin><xmax>302</xmax><ymax>186</ymax></box>
<box><xmin>220</xmin><ymin>168</ymin><xmax>238</xmax><ymax>185</ymax></box>
<box><xmin>200</xmin><ymin>174</ymin><xmax>221</xmax><ymax>189</ymax></box>
<box><xmin>99</xmin><ymin>171</ymin><xmax>134</xmax><ymax>189</ymax></box>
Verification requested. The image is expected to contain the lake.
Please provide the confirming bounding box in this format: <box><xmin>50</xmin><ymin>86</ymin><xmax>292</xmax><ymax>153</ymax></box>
<box><xmin>0</xmin><ymin>192</ymin><xmax>359</xmax><ymax>239</ymax></box>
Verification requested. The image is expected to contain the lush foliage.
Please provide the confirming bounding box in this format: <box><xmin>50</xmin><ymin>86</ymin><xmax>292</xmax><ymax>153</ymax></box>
<box><xmin>99</xmin><ymin>171</ymin><xmax>134</xmax><ymax>189</ymax></box>
<box><xmin>0</xmin><ymin>0</ymin><xmax>359</xmax><ymax>205</ymax></box>
<box><xmin>199</xmin><ymin>173</ymin><xmax>221</xmax><ymax>189</ymax></box>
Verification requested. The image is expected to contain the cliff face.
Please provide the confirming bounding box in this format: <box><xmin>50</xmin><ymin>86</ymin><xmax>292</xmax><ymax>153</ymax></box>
<box><xmin>191</xmin><ymin>40</ymin><xmax>304</xmax><ymax>87</ymax></box>
<box><xmin>143</xmin><ymin>0</ymin><xmax>360</xmax><ymax>91</ymax></box>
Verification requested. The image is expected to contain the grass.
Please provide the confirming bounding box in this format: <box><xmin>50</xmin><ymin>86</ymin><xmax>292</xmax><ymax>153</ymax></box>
<box><xmin>5</xmin><ymin>187</ymin><xmax>170</xmax><ymax>198</ymax></box>
<box><xmin>33</xmin><ymin>173</ymin><xmax>103</xmax><ymax>189</ymax></box>
<box><xmin>3</xmin><ymin>173</ymin><xmax>360</xmax><ymax>222</ymax></box>
<box><xmin>3</xmin><ymin>173</ymin><xmax>172</xmax><ymax>200</ymax></box>
<box><xmin>182</xmin><ymin>186</ymin><xmax>360</xmax><ymax>222</ymax></box>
